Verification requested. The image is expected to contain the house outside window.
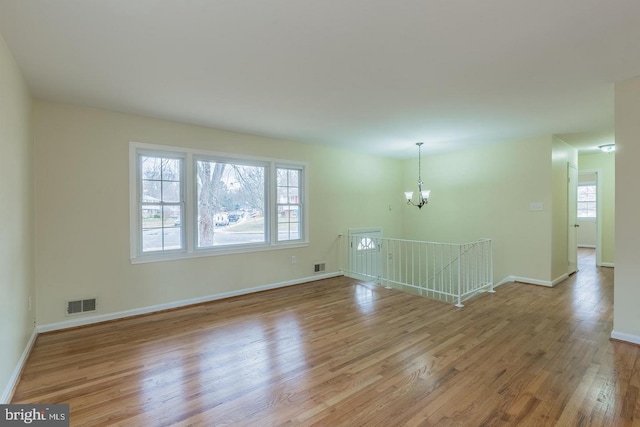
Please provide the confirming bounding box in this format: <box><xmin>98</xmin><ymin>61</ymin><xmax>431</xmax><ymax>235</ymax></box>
<box><xmin>276</xmin><ymin>166</ymin><xmax>303</xmax><ymax>242</ymax></box>
<box><xmin>130</xmin><ymin>142</ymin><xmax>308</xmax><ymax>263</ymax></box>
<box><xmin>139</xmin><ymin>154</ymin><xmax>185</xmax><ymax>253</ymax></box>
<box><xmin>195</xmin><ymin>159</ymin><xmax>267</xmax><ymax>248</ymax></box>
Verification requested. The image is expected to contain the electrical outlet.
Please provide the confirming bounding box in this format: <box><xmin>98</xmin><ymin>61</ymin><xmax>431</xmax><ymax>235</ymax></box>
<box><xmin>291</xmin><ymin>256</ymin><xmax>297</xmax><ymax>264</ymax></box>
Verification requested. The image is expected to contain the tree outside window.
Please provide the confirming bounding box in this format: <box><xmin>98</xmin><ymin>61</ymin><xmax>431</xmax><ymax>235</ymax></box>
<box><xmin>196</xmin><ymin>160</ymin><xmax>266</xmax><ymax>248</ymax></box>
<box><xmin>131</xmin><ymin>142</ymin><xmax>307</xmax><ymax>262</ymax></box>
<box><xmin>140</xmin><ymin>155</ymin><xmax>184</xmax><ymax>252</ymax></box>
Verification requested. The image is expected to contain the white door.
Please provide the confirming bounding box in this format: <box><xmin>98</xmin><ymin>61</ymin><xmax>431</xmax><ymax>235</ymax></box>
<box><xmin>568</xmin><ymin>164</ymin><xmax>578</xmax><ymax>274</ymax></box>
<box><xmin>348</xmin><ymin>228</ymin><xmax>383</xmax><ymax>282</ymax></box>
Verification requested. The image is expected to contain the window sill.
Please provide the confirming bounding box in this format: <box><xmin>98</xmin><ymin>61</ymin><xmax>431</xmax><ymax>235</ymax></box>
<box><xmin>130</xmin><ymin>241</ymin><xmax>310</xmax><ymax>264</ymax></box>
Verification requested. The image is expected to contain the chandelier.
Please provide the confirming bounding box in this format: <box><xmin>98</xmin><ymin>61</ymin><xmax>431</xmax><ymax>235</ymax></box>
<box><xmin>404</xmin><ymin>142</ymin><xmax>431</xmax><ymax>209</ymax></box>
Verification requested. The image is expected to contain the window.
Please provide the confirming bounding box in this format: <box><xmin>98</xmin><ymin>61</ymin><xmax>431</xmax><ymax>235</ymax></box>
<box><xmin>196</xmin><ymin>159</ymin><xmax>266</xmax><ymax>248</ymax></box>
<box><xmin>356</xmin><ymin>237</ymin><xmax>377</xmax><ymax>251</ymax></box>
<box><xmin>130</xmin><ymin>142</ymin><xmax>307</xmax><ymax>262</ymax></box>
<box><xmin>277</xmin><ymin>166</ymin><xmax>302</xmax><ymax>242</ymax></box>
<box><xmin>577</xmin><ymin>184</ymin><xmax>596</xmax><ymax>218</ymax></box>
<box><xmin>139</xmin><ymin>154</ymin><xmax>184</xmax><ymax>253</ymax></box>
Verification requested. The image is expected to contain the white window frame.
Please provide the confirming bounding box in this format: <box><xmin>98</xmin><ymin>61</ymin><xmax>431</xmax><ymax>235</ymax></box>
<box><xmin>193</xmin><ymin>155</ymin><xmax>270</xmax><ymax>251</ymax></box>
<box><xmin>275</xmin><ymin>164</ymin><xmax>305</xmax><ymax>243</ymax></box>
<box><xmin>130</xmin><ymin>142</ymin><xmax>309</xmax><ymax>263</ymax></box>
<box><xmin>577</xmin><ymin>182</ymin><xmax>597</xmax><ymax>221</ymax></box>
<box><xmin>136</xmin><ymin>149</ymin><xmax>186</xmax><ymax>255</ymax></box>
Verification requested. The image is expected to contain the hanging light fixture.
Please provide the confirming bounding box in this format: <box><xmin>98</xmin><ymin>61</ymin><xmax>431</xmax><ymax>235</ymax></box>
<box><xmin>598</xmin><ymin>143</ymin><xmax>615</xmax><ymax>153</ymax></box>
<box><xmin>405</xmin><ymin>142</ymin><xmax>431</xmax><ymax>209</ymax></box>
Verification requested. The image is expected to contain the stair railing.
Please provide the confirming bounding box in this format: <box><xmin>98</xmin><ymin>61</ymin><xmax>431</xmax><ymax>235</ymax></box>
<box><xmin>338</xmin><ymin>235</ymin><xmax>494</xmax><ymax>307</ymax></box>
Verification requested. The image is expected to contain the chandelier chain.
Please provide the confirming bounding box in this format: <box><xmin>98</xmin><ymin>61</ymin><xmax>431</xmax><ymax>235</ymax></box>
<box><xmin>418</xmin><ymin>143</ymin><xmax>422</xmax><ymax>182</ymax></box>
<box><xmin>417</xmin><ymin>142</ymin><xmax>423</xmax><ymax>184</ymax></box>
<box><xmin>404</xmin><ymin>142</ymin><xmax>430</xmax><ymax>209</ymax></box>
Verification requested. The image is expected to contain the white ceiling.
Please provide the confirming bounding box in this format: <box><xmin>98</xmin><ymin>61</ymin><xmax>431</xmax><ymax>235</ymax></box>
<box><xmin>0</xmin><ymin>0</ymin><xmax>637</xmax><ymax>158</ymax></box>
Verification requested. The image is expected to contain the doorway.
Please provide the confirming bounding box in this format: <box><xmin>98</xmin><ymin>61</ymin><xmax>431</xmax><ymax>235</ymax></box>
<box><xmin>577</xmin><ymin>170</ymin><xmax>601</xmax><ymax>267</ymax></box>
<box><xmin>348</xmin><ymin>228</ymin><xmax>383</xmax><ymax>283</ymax></box>
<box><xmin>568</xmin><ymin>164</ymin><xmax>578</xmax><ymax>275</ymax></box>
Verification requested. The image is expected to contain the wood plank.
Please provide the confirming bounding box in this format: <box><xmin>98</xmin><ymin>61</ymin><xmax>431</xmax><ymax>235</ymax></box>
<box><xmin>12</xmin><ymin>249</ymin><xmax>640</xmax><ymax>426</ymax></box>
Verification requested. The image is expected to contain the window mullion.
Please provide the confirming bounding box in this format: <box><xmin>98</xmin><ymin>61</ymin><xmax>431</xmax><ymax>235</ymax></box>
<box><xmin>132</xmin><ymin>142</ymin><xmax>306</xmax><ymax>263</ymax></box>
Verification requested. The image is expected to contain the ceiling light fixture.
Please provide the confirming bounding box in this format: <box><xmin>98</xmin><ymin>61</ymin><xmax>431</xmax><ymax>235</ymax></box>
<box><xmin>405</xmin><ymin>142</ymin><xmax>431</xmax><ymax>209</ymax></box>
<box><xmin>599</xmin><ymin>144</ymin><xmax>615</xmax><ymax>153</ymax></box>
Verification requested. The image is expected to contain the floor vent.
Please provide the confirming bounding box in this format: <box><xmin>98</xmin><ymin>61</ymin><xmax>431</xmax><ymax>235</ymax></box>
<box><xmin>67</xmin><ymin>298</ymin><xmax>97</xmax><ymax>315</ymax></box>
<box><xmin>314</xmin><ymin>263</ymin><xmax>326</xmax><ymax>273</ymax></box>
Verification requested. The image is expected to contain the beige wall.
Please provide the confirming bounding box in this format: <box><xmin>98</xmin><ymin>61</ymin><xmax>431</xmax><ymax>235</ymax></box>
<box><xmin>401</xmin><ymin>137</ymin><xmax>554</xmax><ymax>284</ymax></box>
<box><xmin>33</xmin><ymin>101</ymin><xmax>404</xmax><ymax>325</ymax></box>
<box><xmin>551</xmin><ymin>137</ymin><xmax>578</xmax><ymax>280</ymax></box>
<box><xmin>579</xmin><ymin>153</ymin><xmax>615</xmax><ymax>265</ymax></box>
<box><xmin>613</xmin><ymin>75</ymin><xmax>640</xmax><ymax>343</ymax></box>
<box><xmin>0</xmin><ymin>33</ymin><xmax>34</xmax><ymax>401</ymax></box>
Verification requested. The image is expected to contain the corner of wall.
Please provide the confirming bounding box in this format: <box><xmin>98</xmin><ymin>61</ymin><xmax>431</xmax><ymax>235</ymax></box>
<box><xmin>0</xmin><ymin>28</ymin><xmax>37</xmax><ymax>405</ymax></box>
<box><xmin>0</xmin><ymin>329</ymin><xmax>37</xmax><ymax>404</ymax></box>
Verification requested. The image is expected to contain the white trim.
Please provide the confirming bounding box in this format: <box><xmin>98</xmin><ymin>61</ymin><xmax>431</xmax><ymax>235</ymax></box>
<box><xmin>509</xmin><ymin>275</ymin><xmax>555</xmax><ymax>287</ymax></box>
<box><xmin>579</xmin><ymin>168</ymin><xmax>603</xmax><ymax>266</ymax></box>
<box><xmin>496</xmin><ymin>268</ymin><xmax>608</xmax><ymax>288</ymax></box>
<box><xmin>495</xmin><ymin>276</ymin><xmax>514</xmax><ymax>287</ymax></box>
<box><xmin>512</xmin><ymin>276</ymin><xmax>552</xmax><ymax>287</ymax></box>
<box><xmin>37</xmin><ymin>272</ymin><xmax>342</xmax><ymax>333</ymax></box>
<box><xmin>347</xmin><ymin>228</ymin><xmax>384</xmax><ymax>283</ymax></box>
<box><xmin>611</xmin><ymin>330</ymin><xmax>640</xmax><ymax>346</ymax></box>
<box><xmin>129</xmin><ymin>143</ymin><xmax>138</xmax><ymax>259</ymax></box>
<box><xmin>193</xmin><ymin>154</ymin><xmax>271</xmax><ymax>248</ymax></box>
<box><xmin>1</xmin><ymin>328</ymin><xmax>38</xmax><ymax>404</ymax></box>
<box><xmin>578</xmin><ymin>244</ymin><xmax>596</xmax><ymax>248</ymax></box>
<box><xmin>348</xmin><ymin>227</ymin><xmax>385</xmax><ymax>235</ymax></box>
<box><xmin>129</xmin><ymin>141</ymin><xmax>309</xmax><ymax>263</ymax></box>
<box><xmin>601</xmin><ymin>262</ymin><xmax>615</xmax><ymax>268</ymax></box>
<box><xmin>480</xmin><ymin>275</ymin><xmax>562</xmax><ymax>288</ymax></box>
<box><xmin>552</xmin><ymin>273</ymin><xmax>570</xmax><ymax>286</ymax></box>
<box><xmin>130</xmin><ymin>241</ymin><xmax>310</xmax><ymax>264</ymax></box>
<box><xmin>274</xmin><ymin>162</ymin><xmax>308</xmax><ymax>244</ymax></box>
<box><xmin>503</xmin><ymin>274</ymin><xmax>569</xmax><ymax>287</ymax></box>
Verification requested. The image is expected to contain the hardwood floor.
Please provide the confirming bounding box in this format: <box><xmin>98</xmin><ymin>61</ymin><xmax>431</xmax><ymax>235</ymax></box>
<box><xmin>13</xmin><ymin>249</ymin><xmax>640</xmax><ymax>426</ymax></box>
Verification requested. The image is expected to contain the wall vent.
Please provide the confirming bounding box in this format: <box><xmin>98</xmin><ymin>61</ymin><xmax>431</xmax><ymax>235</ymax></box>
<box><xmin>314</xmin><ymin>263</ymin><xmax>326</xmax><ymax>273</ymax></box>
<box><xmin>66</xmin><ymin>298</ymin><xmax>97</xmax><ymax>315</ymax></box>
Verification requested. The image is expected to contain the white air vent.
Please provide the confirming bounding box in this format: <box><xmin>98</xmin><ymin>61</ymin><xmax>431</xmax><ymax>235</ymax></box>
<box><xmin>66</xmin><ymin>298</ymin><xmax>97</xmax><ymax>315</ymax></box>
<box><xmin>314</xmin><ymin>263</ymin><xmax>326</xmax><ymax>273</ymax></box>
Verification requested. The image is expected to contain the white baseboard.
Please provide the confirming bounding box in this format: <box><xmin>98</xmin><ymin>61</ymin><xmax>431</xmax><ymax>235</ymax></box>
<box><xmin>495</xmin><ymin>276</ymin><xmax>550</xmax><ymax>287</ymax></box>
<box><xmin>498</xmin><ymin>268</ymin><xmax>610</xmax><ymax>288</ymax></box>
<box><xmin>501</xmin><ymin>273</ymin><xmax>568</xmax><ymax>288</ymax></box>
<box><xmin>600</xmin><ymin>262</ymin><xmax>615</xmax><ymax>268</ymax></box>
<box><xmin>38</xmin><ymin>272</ymin><xmax>342</xmax><ymax>333</ymax></box>
<box><xmin>495</xmin><ymin>276</ymin><xmax>514</xmax><ymax>287</ymax></box>
<box><xmin>611</xmin><ymin>330</ymin><xmax>640</xmax><ymax>346</ymax></box>
<box><xmin>552</xmin><ymin>273</ymin><xmax>569</xmax><ymax>286</ymax></box>
<box><xmin>510</xmin><ymin>275</ymin><xmax>553</xmax><ymax>287</ymax></box>
<box><xmin>1</xmin><ymin>327</ymin><xmax>38</xmax><ymax>404</ymax></box>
